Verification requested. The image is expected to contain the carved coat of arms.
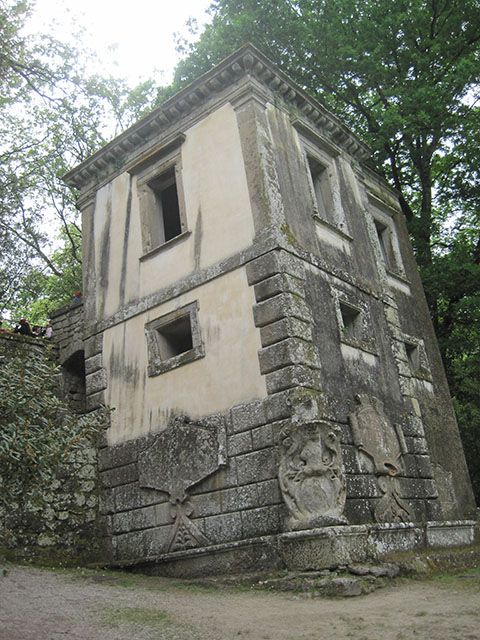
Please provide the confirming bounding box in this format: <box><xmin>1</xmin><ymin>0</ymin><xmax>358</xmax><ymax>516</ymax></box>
<box><xmin>278</xmin><ymin>421</ymin><xmax>346</xmax><ymax>531</ymax></box>
<box><xmin>138</xmin><ymin>416</ymin><xmax>225</xmax><ymax>552</ymax></box>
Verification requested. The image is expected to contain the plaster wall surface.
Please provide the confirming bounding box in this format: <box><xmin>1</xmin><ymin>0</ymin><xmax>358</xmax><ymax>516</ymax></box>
<box><xmin>103</xmin><ymin>266</ymin><xmax>267</xmax><ymax>445</ymax></box>
<box><xmin>91</xmin><ymin>103</ymin><xmax>255</xmax><ymax>322</ymax></box>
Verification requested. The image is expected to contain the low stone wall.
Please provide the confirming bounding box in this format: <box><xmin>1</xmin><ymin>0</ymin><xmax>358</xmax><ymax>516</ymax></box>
<box><xmin>0</xmin><ymin>333</ymin><xmax>104</xmax><ymax>564</ymax></box>
<box><xmin>0</xmin><ymin>440</ymin><xmax>101</xmax><ymax>563</ymax></box>
<box><xmin>50</xmin><ymin>299</ymin><xmax>84</xmax><ymax>358</ymax></box>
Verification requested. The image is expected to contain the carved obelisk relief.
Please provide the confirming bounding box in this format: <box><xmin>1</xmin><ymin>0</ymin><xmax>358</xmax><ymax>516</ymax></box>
<box><xmin>138</xmin><ymin>416</ymin><xmax>225</xmax><ymax>552</ymax></box>
<box><xmin>278</xmin><ymin>421</ymin><xmax>346</xmax><ymax>531</ymax></box>
<box><xmin>348</xmin><ymin>394</ymin><xmax>410</xmax><ymax>522</ymax></box>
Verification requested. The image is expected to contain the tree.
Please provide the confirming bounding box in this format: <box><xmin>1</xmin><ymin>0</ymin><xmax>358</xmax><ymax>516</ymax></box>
<box><xmin>0</xmin><ymin>0</ymin><xmax>162</xmax><ymax>323</ymax></box>
<box><xmin>173</xmin><ymin>0</ymin><xmax>480</xmax><ymax>498</ymax></box>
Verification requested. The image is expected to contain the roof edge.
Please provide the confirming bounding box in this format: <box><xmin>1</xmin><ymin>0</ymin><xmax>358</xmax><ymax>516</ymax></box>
<box><xmin>63</xmin><ymin>43</ymin><xmax>370</xmax><ymax>191</ymax></box>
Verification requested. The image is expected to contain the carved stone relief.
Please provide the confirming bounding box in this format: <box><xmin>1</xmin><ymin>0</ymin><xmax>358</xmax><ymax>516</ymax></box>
<box><xmin>138</xmin><ymin>415</ymin><xmax>225</xmax><ymax>552</ymax></box>
<box><xmin>348</xmin><ymin>394</ymin><xmax>410</xmax><ymax>523</ymax></box>
<box><xmin>278</xmin><ymin>421</ymin><xmax>346</xmax><ymax>531</ymax></box>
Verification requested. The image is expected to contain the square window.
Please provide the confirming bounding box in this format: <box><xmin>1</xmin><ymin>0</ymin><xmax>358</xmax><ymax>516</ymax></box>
<box><xmin>145</xmin><ymin>301</ymin><xmax>204</xmax><ymax>376</ymax></box>
<box><xmin>156</xmin><ymin>314</ymin><xmax>193</xmax><ymax>360</ymax></box>
<box><xmin>339</xmin><ymin>302</ymin><xmax>362</xmax><ymax>339</ymax></box>
<box><xmin>332</xmin><ymin>288</ymin><xmax>377</xmax><ymax>355</ymax></box>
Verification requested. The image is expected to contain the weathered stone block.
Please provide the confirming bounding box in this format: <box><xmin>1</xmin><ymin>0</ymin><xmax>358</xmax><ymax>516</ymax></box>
<box><xmin>254</xmin><ymin>273</ymin><xmax>304</xmax><ymax>302</ymax></box>
<box><xmin>415</xmin><ymin>455</ymin><xmax>433</xmax><ymax>478</ymax></box>
<box><xmin>260</xmin><ymin>317</ymin><xmax>312</xmax><ymax>347</ymax></box>
<box><xmin>231</xmin><ymin>399</ymin><xmax>267</xmax><ymax>433</ymax></box>
<box><xmin>397</xmin><ymin>477</ymin><xmax>438</xmax><ymax>499</ymax></box>
<box><xmin>101</xmin><ymin>463</ymin><xmax>138</xmax><ymax>489</ymax></box>
<box><xmin>265</xmin><ymin>364</ymin><xmax>321</xmax><ymax>394</ymax></box>
<box><xmin>228</xmin><ymin>431</ymin><xmax>253</xmax><ymax>456</ymax></box>
<box><xmin>264</xmin><ymin>392</ymin><xmax>292</xmax><ymax>423</ymax></box>
<box><xmin>241</xmin><ymin>505</ymin><xmax>281</xmax><ymax>538</ymax></box>
<box><xmin>426</xmin><ymin>498</ymin><xmax>443</xmax><ymax>520</ymax></box>
<box><xmin>86</xmin><ymin>368</ymin><xmax>107</xmax><ymax>394</ymax></box>
<box><xmin>113</xmin><ymin>524</ymin><xmax>170</xmax><ymax>560</ymax></box>
<box><xmin>256</xmin><ymin>479</ymin><xmax>282</xmax><ymax>506</ymax></box>
<box><xmin>405</xmin><ymin>436</ymin><xmax>428</xmax><ymax>455</ymax></box>
<box><xmin>253</xmin><ymin>293</ymin><xmax>311</xmax><ymax>327</ymax></box>
<box><xmin>345</xmin><ymin>498</ymin><xmax>374</xmax><ymax>524</ymax></box>
<box><xmin>112</xmin><ymin>484</ymin><xmax>167</xmax><ymax>512</ymax></box>
<box><xmin>112</xmin><ymin>506</ymin><xmax>153</xmax><ymax>534</ymax></box>
<box><xmin>246</xmin><ymin>252</ymin><xmax>281</xmax><ymax>285</ymax></box>
<box><xmin>221</xmin><ymin>484</ymin><xmax>259</xmax><ymax>512</ymax></box>
<box><xmin>190</xmin><ymin>492</ymin><xmax>223</xmax><ymax>518</ymax></box>
<box><xmin>236</xmin><ymin>448</ymin><xmax>278</xmax><ymax>485</ymax></box>
<box><xmin>405</xmin><ymin>498</ymin><xmax>428</xmax><ymax>522</ymax></box>
<box><xmin>246</xmin><ymin>250</ymin><xmax>304</xmax><ymax>286</ymax></box>
<box><xmin>85</xmin><ymin>353</ymin><xmax>103</xmax><ymax>375</ymax></box>
<box><xmin>342</xmin><ymin>445</ymin><xmax>361</xmax><ymax>475</ymax></box>
<box><xmin>426</xmin><ymin>521</ymin><xmax>475</xmax><ymax>548</ymax></box>
<box><xmin>346</xmin><ymin>475</ymin><xmax>382</xmax><ymax>498</ymax></box>
<box><xmin>251</xmin><ymin>423</ymin><xmax>274</xmax><ymax>449</ymax></box>
<box><xmin>401</xmin><ymin>453</ymin><xmax>419</xmax><ymax>478</ymax></box>
<box><xmin>190</xmin><ymin>458</ymin><xmax>238</xmax><ymax>494</ymax></box>
<box><xmin>259</xmin><ymin>338</ymin><xmax>320</xmax><ymax>375</ymax></box>
<box><xmin>85</xmin><ymin>390</ymin><xmax>104</xmax><ymax>412</ymax></box>
<box><xmin>368</xmin><ymin>523</ymin><xmax>424</xmax><ymax>555</ymax></box>
<box><xmin>98</xmin><ymin>441</ymin><xmax>138</xmax><ymax>471</ymax></box>
<box><xmin>84</xmin><ymin>332</ymin><xmax>103</xmax><ymax>358</ymax></box>
<box><xmin>204</xmin><ymin>512</ymin><xmax>242</xmax><ymax>544</ymax></box>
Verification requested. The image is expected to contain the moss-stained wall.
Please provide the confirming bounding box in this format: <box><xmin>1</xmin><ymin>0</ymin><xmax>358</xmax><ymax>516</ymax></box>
<box><xmin>103</xmin><ymin>266</ymin><xmax>267</xmax><ymax>445</ymax></box>
<box><xmin>89</xmin><ymin>103</ymin><xmax>255</xmax><ymax>322</ymax></box>
<box><xmin>0</xmin><ymin>334</ymin><xmax>105</xmax><ymax>564</ymax></box>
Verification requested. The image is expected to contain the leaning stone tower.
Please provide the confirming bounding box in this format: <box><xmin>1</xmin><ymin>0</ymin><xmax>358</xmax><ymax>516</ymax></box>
<box><xmin>64</xmin><ymin>45</ymin><xmax>476</xmax><ymax>575</ymax></box>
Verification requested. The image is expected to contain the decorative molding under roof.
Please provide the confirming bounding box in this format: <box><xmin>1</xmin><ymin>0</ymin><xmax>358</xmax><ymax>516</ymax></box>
<box><xmin>63</xmin><ymin>44</ymin><xmax>371</xmax><ymax>192</ymax></box>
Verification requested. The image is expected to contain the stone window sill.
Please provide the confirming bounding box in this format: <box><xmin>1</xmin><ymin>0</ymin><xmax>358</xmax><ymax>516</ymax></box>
<box><xmin>140</xmin><ymin>230</ymin><xmax>191</xmax><ymax>262</ymax></box>
<box><xmin>147</xmin><ymin>345</ymin><xmax>205</xmax><ymax>377</ymax></box>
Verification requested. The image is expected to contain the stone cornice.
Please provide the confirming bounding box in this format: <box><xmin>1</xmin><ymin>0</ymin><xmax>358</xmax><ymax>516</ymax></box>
<box><xmin>63</xmin><ymin>44</ymin><xmax>370</xmax><ymax>193</ymax></box>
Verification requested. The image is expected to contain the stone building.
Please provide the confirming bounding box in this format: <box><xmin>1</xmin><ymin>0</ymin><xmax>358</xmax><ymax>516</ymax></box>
<box><xmin>63</xmin><ymin>45</ymin><xmax>476</xmax><ymax>575</ymax></box>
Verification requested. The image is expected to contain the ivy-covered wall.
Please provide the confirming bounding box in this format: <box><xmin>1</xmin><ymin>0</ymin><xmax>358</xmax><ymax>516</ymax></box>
<box><xmin>0</xmin><ymin>333</ymin><xmax>107</xmax><ymax>564</ymax></box>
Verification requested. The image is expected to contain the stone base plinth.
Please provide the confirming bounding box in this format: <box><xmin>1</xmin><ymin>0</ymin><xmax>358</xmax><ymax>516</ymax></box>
<box><xmin>109</xmin><ymin>520</ymin><xmax>476</xmax><ymax>577</ymax></box>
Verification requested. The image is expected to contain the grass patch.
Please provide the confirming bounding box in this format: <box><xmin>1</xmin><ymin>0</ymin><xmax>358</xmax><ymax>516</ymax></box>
<box><xmin>102</xmin><ymin>606</ymin><xmax>172</xmax><ymax>629</ymax></box>
<box><xmin>429</xmin><ymin>566</ymin><xmax>480</xmax><ymax>585</ymax></box>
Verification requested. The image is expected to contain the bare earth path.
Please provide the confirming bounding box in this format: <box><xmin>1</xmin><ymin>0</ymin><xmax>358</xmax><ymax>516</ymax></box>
<box><xmin>0</xmin><ymin>564</ymin><xmax>479</xmax><ymax>640</ymax></box>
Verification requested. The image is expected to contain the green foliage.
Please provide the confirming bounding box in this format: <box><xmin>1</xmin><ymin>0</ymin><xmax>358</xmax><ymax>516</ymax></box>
<box><xmin>7</xmin><ymin>225</ymin><xmax>82</xmax><ymax>325</ymax></box>
<box><xmin>0</xmin><ymin>341</ymin><xmax>107</xmax><ymax>508</ymax></box>
<box><xmin>0</xmin><ymin>0</ymin><xmax>164</xmax><ymax>320</ymax></box>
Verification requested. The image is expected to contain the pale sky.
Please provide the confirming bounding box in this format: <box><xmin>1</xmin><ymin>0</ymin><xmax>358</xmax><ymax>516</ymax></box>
<box><xmin>28</xmin><ymin>0</ymin><xmax>213</xmax><ymax>85</ymax></box>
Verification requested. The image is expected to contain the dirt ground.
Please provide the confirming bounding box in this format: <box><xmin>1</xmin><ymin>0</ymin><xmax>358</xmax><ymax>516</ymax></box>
<box><xmin>0</xmin><ymin>563</ymin><xmax>479</xmax><ymax>640</ymax></box>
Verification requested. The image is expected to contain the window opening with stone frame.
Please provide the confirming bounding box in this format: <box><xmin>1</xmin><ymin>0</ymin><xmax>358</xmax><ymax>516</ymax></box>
<box><xmin>374</xmin><ymin>218</ymin><xmax>396</xmax><ymax>269</ymax></box>
<box><xmin>300</xmin><ymin>140</ymin><xmax>350</xmax><ymax>240</ymax></box>
<box><xmin>307</xmin><ymin>155</ymin><xmax>334</xmax><ymax>223</ymax></box>
<box><xmin>339</xmin><ymin>301</ymin><xmax>362</xmax><ymax>341</ymax></box>
<box><xmin>145</xmin><ymin>301</ymin><xmax>204</xmax><ymax>377</ymax></box>
<box><xmin>405</xmin><ymin>342</ymin><xmax>420</xmax><ymax>373</ymax></box>
<box><xmin>157</xmin><ymin>314</ymin><xmax>193</xmax><ymax>360</ymax></box>
<box><xmin>148</xmin><ymin>168</ymin><xmax>182</xmax><ymax>244</ymax></box>
<box><xmin>133</xmin><ymin>136</ymin><xmax>189</xmax><ymax>258</ymax></box>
